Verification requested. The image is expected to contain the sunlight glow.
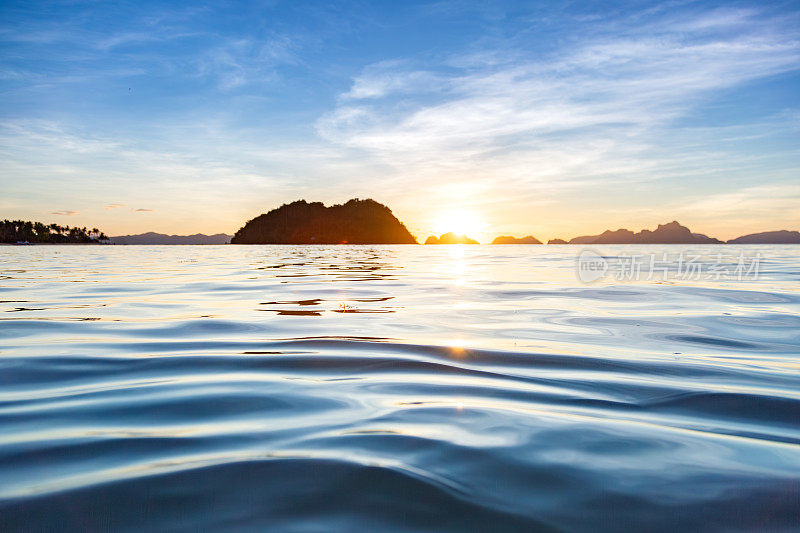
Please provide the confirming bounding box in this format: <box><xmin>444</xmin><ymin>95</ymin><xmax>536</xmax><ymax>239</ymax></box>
<box><xmin>433</xmin><ymin>210</ymin><xmax>487</xmax><ymax>237</ymax></box>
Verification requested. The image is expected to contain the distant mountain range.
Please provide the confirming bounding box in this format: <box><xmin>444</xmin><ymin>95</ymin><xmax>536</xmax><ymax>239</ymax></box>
<box><xmin>557</xmin><ymin>221</ymin><xmax>722</xmax><ymax>244</ymax></box>
<box><xmin>540</xmin><ymin>222</ymin><xmax>799</xmax><ymax>245</ymax></box>
<box><xmin>107</xmin><ymin>217</ymin><xmax>799</xmax><ymax>246</ymax></box>
<box><xmin>109</xmin><ymin>232</ymin><xmax>231</xmax><ymax>245</ymax></box>
<box><xmin>726</xmin><ymin>230</ymin><xmax>800</xmax><ymax>244</ymax></box>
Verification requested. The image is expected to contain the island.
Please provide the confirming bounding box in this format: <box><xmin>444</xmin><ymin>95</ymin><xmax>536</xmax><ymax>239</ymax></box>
<box><xmin>552</xmin><ymin>221</ymin><xmax>723</xmax><ymax>244</ymax></box>
<box><xmin>1</xmin><ymin>220</ymin><xmax>107</xmax><ymax>244</ymax></box>
<box><xmin>109</xmin><ymin>232</ymin><xmax>231</xmax><ymax>245</ymax></box>
<box><xmin>424</xmin><ymin>232</ymin><xmax>479</xmax><ymax>244</ymax></box>
<box><xmin>727</xmin><ymin>230</ymin><xmax>800</xmax><ymax>244</ymax></box>
<box><xmin>491</xmin><ymin>235</ymin><xmax>542</xmax><ymax>244</ymax></box>
<box><xmin>547</xmin><ymin>238</ymin><xmax>568</xmax><ymax>245</ymax></box>
<box><xmin>231</xmin><ymin>199</ymin><xmax>418</xmax><ymax>244</ymax></box>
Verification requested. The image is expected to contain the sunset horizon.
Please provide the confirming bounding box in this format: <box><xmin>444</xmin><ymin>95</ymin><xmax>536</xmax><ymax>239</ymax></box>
<box><xmin>2</xmin><ymin>1</ymin><xmax>799</xmax><ymax>242</ymax></box>
<box><xmin>2</xmin><ymin>2</ymin><xmax>799</xmax><ymax>531</ymax></box>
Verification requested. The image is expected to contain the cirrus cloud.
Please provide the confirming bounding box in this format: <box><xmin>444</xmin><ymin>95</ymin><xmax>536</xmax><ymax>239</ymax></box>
<box><xmin>318</xmin><ymin>7</ymin><xmax>800</xmax><ymax>188</ymax></box>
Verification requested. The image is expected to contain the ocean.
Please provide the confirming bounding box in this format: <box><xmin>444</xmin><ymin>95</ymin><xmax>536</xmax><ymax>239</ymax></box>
<box><xmin>1</xmin><ymin>244</ymin><xmax>798</xmax><ymax>531</ymax></box>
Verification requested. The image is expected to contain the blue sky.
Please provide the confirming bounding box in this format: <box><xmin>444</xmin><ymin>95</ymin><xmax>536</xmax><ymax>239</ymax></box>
<box><xmin>1</xmin><ymin>0</ymin><xmax>798</xmax><ymax>240</ymax></box>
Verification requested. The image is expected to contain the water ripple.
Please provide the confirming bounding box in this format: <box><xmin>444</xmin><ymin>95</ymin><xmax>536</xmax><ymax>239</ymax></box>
<box><xmin>1</xmin><ymin>245</ymin><xmax>799</xmax><ymax>531</ymax></box>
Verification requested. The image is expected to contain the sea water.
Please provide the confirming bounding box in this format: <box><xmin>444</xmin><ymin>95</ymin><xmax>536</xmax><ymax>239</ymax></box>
<box><xmin>1</xmin><ymin>245</ymin><xmax>798</xmax><ymax>531</ymax></box>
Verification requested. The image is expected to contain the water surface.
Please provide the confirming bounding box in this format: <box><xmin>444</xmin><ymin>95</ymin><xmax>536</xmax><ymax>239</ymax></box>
<box><xmin>1</xmin><ymin>245</ymin><xmax>798</xmax><ymax>531</ymax></box>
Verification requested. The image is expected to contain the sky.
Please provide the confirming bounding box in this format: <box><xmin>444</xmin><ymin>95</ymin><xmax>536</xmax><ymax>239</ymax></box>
<box><xmin>1</xmin><ymin>0</ymin><xmax>799</xmax><ymax>242</ymax></box>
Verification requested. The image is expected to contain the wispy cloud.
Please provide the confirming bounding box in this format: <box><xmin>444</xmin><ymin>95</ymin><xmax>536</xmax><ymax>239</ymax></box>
<box><xmin>0</xmin><ymin>5</ymin><xmax>295</xmax><ymax>92</ymax></box>
<box><xmin>133</xmin><ymin>208</ymin><xmax>153</xmax><ymax>212</ymax></box>
<box><xmin>669</xmin><ymin>183</ymin><xmax>800</xmax><ymax>238</ymax></box>
<box><xmin>51</xmin><ymin>210</ymin><xmax>77</xmax><ymax>216</ymax></box>
<box><xmin>195</xmin><ymin>34</ymin><xmax>298</xmax><ymax>90</ymax></box>
<box><xmin>680</xmin><ymin>184</ymin><xmax>800</xmax><ymax>219</ymax></box>
<box><xmin>342</xmin><ymin>60</ymin><xmax>444</xmax><ymax>99</ymax></box>
<box><xmin>318</xmin><ymin>7</ymin><xmax>800</xmax><ymax>193</ymax></box>
<box><xmin>1</xmin><ymin>2</ymin><xmax>798</xmax><ymax>237</ymax></box>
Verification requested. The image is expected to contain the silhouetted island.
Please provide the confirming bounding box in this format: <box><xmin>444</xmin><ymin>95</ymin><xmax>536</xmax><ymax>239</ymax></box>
<box><xmin>424</xmin><ymin>232</ymin><xmax>479</xmax><ymax>244</ymax></box>
<box><xmin>110</xmin><ymin>232</ymin><xmax>231</xmax><ymax>245</ymax></box>
<box><xmin>727</xmin><ymin>230</ymin><xmax>800</xmax><ymax>244</ymax></box>
<box><xmin>1</xmin><ymin>220</ymin><xmax>107</xmax><ymax>244</ymax></box>
<box><xmin>231</xmin><ymin>199</ymin><xmax>417</xmax><ymax>244</ymax></box>
<box><xmin>491</xmin><ymin>235</ymin><xmax>542</xmax><ymax>244</ymax></box>
<box><xmin>554</xmin><ymin>221</ymin><xmax>723</xmax><ymax>244</ymax></box>
<box><xmin>547</xmin><ymin>238</ymin><xmax>568</xmax><ymax>245</ymax></box>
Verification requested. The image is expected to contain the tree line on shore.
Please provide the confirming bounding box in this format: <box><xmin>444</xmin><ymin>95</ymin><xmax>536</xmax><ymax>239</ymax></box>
<box><xmin>1</xmin><ymin>220</ymin><xmax>108</xmax><ymax>244</ymax></box>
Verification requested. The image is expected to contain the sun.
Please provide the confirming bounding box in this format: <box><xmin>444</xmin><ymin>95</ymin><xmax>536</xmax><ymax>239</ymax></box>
<box><xmin>432</xmin><ymin>210</ymin><xmax>487</xmax><ymax>237</ymax></box>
